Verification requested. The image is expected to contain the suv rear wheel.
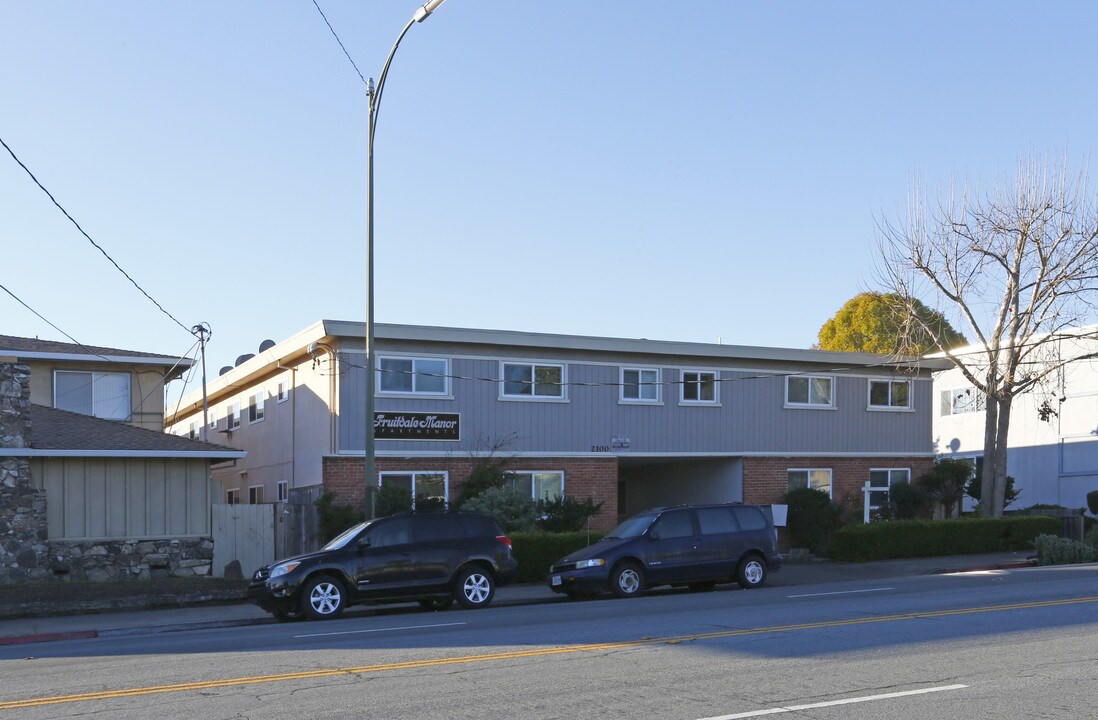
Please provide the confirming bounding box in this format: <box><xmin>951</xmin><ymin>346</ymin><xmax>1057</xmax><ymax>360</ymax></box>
<box><xmin>301</xmin><ymin>575</ymin><xmax>347</xmax><ymax>620</ymax></box>
<box><xmin>454</xmin><ymin>567</ymin><xmax>495</xmax><ymax>609</ymax></box>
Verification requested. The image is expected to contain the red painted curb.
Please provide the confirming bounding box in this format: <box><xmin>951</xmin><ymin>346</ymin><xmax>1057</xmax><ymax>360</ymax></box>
<box><xmin>0</xmin><ymin>630</ymin><xmax>98</xmax><ymax>646</ymax></box>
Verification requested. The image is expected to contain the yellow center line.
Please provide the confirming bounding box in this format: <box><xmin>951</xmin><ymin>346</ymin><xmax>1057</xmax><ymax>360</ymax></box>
<box><xmin>3</xmin><ymin>595</ymin><xmax>1096</xmax><ymax>711</ymax></box>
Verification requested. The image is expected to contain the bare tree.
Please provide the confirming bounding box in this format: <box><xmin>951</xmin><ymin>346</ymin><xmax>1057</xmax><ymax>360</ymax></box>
<box><xmin>876</xmin><ymin>154</ymin><xmax>1098</xmax><ymax>517</ymax></box>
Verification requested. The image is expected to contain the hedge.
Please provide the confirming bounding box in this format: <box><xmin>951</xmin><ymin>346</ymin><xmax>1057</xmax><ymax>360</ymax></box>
<box><xmin>827</xmin><ymin>516</ymin><xmax>1060</xmax><ymax>562</ymax></box>
<box><xmin>510</xmin><ymin>531</ymin><xmax>605</xmax><ymax>583</ymax></box>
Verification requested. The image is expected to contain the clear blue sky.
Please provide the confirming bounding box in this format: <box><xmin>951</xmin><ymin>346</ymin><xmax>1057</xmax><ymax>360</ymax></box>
<box><xmin>3</xmin><ymin>1</ymin><xmax>1096</xmax><ymax>388</ymax></box>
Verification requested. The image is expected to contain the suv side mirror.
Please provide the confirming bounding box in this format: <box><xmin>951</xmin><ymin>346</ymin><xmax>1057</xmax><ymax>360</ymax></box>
<box><xmin>357</xmin><ymin>537</ymin><xmax>372</xmax><ymax>551</ymax></box>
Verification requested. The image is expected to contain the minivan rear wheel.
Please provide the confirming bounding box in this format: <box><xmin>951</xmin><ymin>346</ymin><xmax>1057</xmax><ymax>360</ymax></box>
<box><xmin>454</xmin><ymin>567</ymin><xmax>495</xmax><ymax>609</ymax></box>
<box><xmin>737</xmin><ymin>555</ymin><xmax>767</xmax><ymax>589</ymax></box>
<box><xmin>610</xmin><ymin>562</ymin><xmax>644</xmax><ymax>598</ymax></box>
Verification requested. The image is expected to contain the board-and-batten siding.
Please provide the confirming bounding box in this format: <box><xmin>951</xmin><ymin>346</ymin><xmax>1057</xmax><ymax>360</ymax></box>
<box><xmin>339</xmin><ymin>354</ymin><xmax>933</xmax><ymax>455</ymax></box>
<box><xmin>31</xmin><ymin>458</ymin><xmax>211</xmax><ymax>540</ymax></box>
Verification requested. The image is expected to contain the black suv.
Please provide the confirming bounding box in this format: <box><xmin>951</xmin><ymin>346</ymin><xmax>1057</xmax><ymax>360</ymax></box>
<box><xmin>249</xmin><ymin>511</ymin><xmax>518</xmax><ymax>621</ymax></box>
<box><xmin>547</xmin><ymin>503</ymin><xmax>782</xmax><ymax>598</ymax></box>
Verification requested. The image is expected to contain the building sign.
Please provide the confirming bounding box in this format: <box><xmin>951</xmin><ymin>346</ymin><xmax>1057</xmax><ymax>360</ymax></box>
<box><xmin>611</xmin><ymin>435</ymin><xmax>631</xmax><ymax>449</ymax></box>
<box><xmin>373</xmin><ymin>412</ymin><xmax>460</xmax><ymax>441</ymax></box>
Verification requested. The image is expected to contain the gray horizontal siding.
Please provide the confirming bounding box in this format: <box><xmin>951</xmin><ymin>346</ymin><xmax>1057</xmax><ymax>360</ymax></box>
<box><xmin>338</xmin><ymin>355</ymin><xmax>933</xmax><ymax>456</ymax></box>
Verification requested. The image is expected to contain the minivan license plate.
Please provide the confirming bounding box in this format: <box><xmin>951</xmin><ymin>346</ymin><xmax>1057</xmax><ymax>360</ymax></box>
<box><xmin>551</xmin><ymin>575</ymin><xmax>561</xmax><ymax>586</ymax></box>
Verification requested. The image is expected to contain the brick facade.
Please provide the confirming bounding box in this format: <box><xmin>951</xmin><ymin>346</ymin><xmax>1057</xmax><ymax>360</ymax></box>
<box><xmin>322</xmin><ymin>455</ymin><xmax>620</xmax><ymax>531</ymax></box>
<box><xmin>742</xmin><ymin>455</ymin><xmax>936</xmax><ymax>511</ymax></box>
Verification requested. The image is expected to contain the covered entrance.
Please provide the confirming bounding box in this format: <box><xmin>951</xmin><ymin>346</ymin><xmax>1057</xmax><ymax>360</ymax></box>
<box><xmin>617</xmin><ymin>456</ymin><xmax>743</xmax><ymax>521</ymax></box>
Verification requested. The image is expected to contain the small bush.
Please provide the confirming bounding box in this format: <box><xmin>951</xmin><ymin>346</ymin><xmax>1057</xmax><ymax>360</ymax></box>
<box><xmin>510</xmin><ymin>531</ymin><xmax>604</xmax><ymax>583</ymax></box>
<box><xmin>460</xmin><ymin>487</ymin><xmax>539</xmax><ymax>533</ymax></box>
<box><xmin>1084</xmin><ymin>524</ymin><xmax>1098</xmax><ymax>551</ymax></box>
<box><xmin>1087</xmin><ymin>489</ymin><xmax>1098</xmax><ymax>516</ymax></box>
<box><xmin>536</xmin><ymin>495</ymin><xmax>604</xmax><ymax>533</ymax></box>
<box><xmin>456</xmin><ymin>456</ymin><xmax>509</xmax><ymax>506</ymax></box>
<box><xmin>886</xmin><ymin>480</ymin><xmax>930</xmax><ymax>520</ymax></box>
<box><xmin>1033</xmin><ymin>533</ymin><xmax>1097</xmax><ymax>565</ymax></box>
<box><xmin>828</xmin><ymin>516</ymin><xmax>1060</xmax><ymax>562</ymax></box>
<box><xmin>375</xmin><ymin>483</ymin><xmax>412</xmax><ymax>517</ymax></box>
<box><xmin>314</xmin><ymin>491</ymin><xmax>362</xmax><ymax>544</ymax></box>
<box><xmin>784</xmin><ymin>488</ymin><xmax>844</xmax><ymax>553</ymax></box>
<box><xmin>965</xmin><ymin>474</ymin><xmax>1020</xmax><ymax>509</ymax></box>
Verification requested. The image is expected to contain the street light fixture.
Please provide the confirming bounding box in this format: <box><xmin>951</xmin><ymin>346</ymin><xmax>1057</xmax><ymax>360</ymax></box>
<box><xmin>364</xmin><ymin>0</ymin><xmax>448</xmax><ymax>518</ymax></box>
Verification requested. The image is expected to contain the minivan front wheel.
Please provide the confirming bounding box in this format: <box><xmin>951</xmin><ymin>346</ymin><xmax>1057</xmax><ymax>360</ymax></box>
<box><xmin>455</xmin><ymin>567</ymin><xmax>495</xmax><ymax>609</ymax></box>
<box><xmin>301</xmin><ymin>575</ymin><xmax>347</xmax><ymax>620</ymax></box>
<box><xmin>610</xmin><ymin>562</ymin><xmax>644</xmax><ymax>598</ymax></box>
<box><xmin>737</xmin><ymin>555</ymin><xmax>767</xmax><ymax>589</ymax></box>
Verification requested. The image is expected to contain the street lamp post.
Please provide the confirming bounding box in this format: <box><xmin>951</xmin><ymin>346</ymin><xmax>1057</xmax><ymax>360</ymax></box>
<box><xmin>365</xmin><ymin>0</ymin><xmax>448</xmax><ymax>518</ymax></box>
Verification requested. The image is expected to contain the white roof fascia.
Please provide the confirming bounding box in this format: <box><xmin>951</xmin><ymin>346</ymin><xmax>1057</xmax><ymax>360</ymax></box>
<box><xmin>3</xmin><ymin>350</ymin><xmax>194</xmax><ymax>367</ymax></box>
<box><xmin>2</xmin><ymin>449</ymin><xmax>246</xmax><ymax>459</ymax></box>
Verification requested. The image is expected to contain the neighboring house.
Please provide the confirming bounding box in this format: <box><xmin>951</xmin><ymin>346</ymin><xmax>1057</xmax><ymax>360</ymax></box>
<box><xmin>0</xmin><ymin>334</ymin><xmax>191</xmax><ymax>431</ymax></box>
<box><xmin>0</xmin><ymin>338</ymin><xmax>245</xmax><ymax>583</ymax></box>
<box><xmin>933</xmin><ymin>329</ymin><xmax>1098</xmax><ymax>512</ymax></box>
<box><xmin>166</xmin><ymin>321</ymin><xmax>946</xmax><ymax>531</ymax></box>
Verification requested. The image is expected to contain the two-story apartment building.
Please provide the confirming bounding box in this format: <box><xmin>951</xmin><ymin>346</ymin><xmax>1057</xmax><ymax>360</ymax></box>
<box><xmin>166</xmin><ymin>321</ymin><xmax>946</xmax><ymax>530</ymax></box>
<box><xmin>933</xmin><ymin>328</ymin><xmax>1098</xmax><ymax>511</ymax></box>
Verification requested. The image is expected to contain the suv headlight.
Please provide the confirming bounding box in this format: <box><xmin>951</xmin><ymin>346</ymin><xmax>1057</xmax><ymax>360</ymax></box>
<box><xmin>270</xmin><ymin>561</ymin><xmax>301</xmax><ymax>579</ymax></box>
<box><xmin>574</xmin><ymin>559</ymin><xmax>605</xmax><ymax>569</ymax></box>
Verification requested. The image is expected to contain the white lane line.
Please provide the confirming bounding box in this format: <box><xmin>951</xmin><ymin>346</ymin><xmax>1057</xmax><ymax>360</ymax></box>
<box><xmin>698</xmin><ymin>684</ymin><xmax>968</xmax><ymax>719</ymax></box>
<box><xmin>295</xmin><ymin>621</ymin><xmax>467</xmax><ymax>639</ymax></box>
<box><xmin>787</xmin><ymin>587</ymin><xmax>894</xmax><ymax>598</ymax></box>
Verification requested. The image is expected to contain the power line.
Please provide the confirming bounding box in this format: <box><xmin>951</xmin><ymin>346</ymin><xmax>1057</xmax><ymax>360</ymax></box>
<box><xmin>312</xmin><ymin>0</ymin><xmax>368</xmax><ymax>87</ymax></box>
<box><xmin>0</xmin><ymin>134</ymin><xmax>192</xmax><ymax>335</ymax></box>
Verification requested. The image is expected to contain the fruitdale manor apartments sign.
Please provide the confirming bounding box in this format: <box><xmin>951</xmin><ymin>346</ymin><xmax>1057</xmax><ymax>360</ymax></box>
<box><xmin>373</xmin><ymin>412</ymin><xmax>460</xmax><ymax>441</ymax></box>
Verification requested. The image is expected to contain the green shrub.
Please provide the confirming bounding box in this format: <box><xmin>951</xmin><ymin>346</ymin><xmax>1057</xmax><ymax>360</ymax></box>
<box><xmin>510</xmin><ymin>531</ymin><xmax>605</xmax><ymax>583</ymax></box>
<box><xmin>1033</xmin><ymin>533</ymin><xmax>1098</xmax><ymax>565</ymax></box>
<box><xmin>965</xmin><ymin>474</ymin><xmax>1020</xmax><ymax>510</ymax></box>
<box><xmin>1085</xmin><ymin>524</ymin><xmax>1098</xmax><ymax>551</ymax></box>
<box><xmin>828</xmin><ymin>516</ymin><xmax>1060</xmax><ymax>562</ymax></box>
<box><xmin>456</xmin><ymin>456</ymin><xmax>509</xmax><ymax>506</ymax></box>
<box><xmin>881</xmin><ymin>480</ymin><xmax>930</xmax><ymax>520</ymax></box>
<box><xmin>784</xmin><ymin>488</ymin><xmax>844</xmax><ymax>553</ymax></box>
<box><xmin>1087</xmin><ymin>490</ymin><xmax>1098</xmax><ymax>516</ymax></box>
<box><xmin>314</xmin><ymin>491</ymin><xmax>363</xmax><ymax>544</ymax></box>
<box><xmin>536</xmin><ymin>495</ymin><xmax>604</xmax><ymax>533</ymax></box>
<box><xmin>918</xmin><ymin>458</ymin><xmax>971</xmax><ymax>516</ymax></box>
<box><xmin>460</xmin><ymin>487</ymin><xmax>538</xmax><ymax>533</ymax></box>
<box><xmin>375</xmin><ymin>483</ymin><xmax>412</xmax><ymax>517</ymax></box>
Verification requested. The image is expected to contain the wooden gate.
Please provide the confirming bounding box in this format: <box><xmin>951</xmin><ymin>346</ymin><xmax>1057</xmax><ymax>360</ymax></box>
<box><xmin>212</xmin><ymin>503</ymin><xmax>275</xmax><ymax>578</ymax></box>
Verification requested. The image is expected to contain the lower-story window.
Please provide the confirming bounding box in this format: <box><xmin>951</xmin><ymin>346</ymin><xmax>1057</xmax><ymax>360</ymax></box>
<box><xmin>249</xmin><ymin>485</ymin><xmax>264</xmax><ymax>504</ymax></box>
<box><xmin>787</xmin><ymin>468</ymin><xmax>832</xmax><ymax>496</ymax></box>
<box><xmin>226</xmin><ymin>488</ymin><xmax>241</xmax><ymax>505</ymax></box>
<box><xmin>504</xmin><ymin>471</ymin><xmax>564</xmax><ymax>501</ymax></box>
<box><xmin>277</xmin><ymin>481</ymin><xmax>289</xmax><ymax>503</ymax></box>
<box><xmin>868</xmin><ymin>468</ymin><xmax>911</xmax><ymax>510</ymax></box>
<box><xmin>379</xmin><ymin>471</ymin><xmax>448</xmax><ymax>511</ymax></box>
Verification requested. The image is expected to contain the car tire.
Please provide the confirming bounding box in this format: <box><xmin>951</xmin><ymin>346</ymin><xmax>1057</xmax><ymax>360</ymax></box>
<box><xmin>419</xmin><ymin>597</ymin><xmax>454</xmax><ymax>612</ymax></box>
<box><xmin>300</xmin><ymin>575</ymin><xmax>347</xmax><ymax>620</ymax></box>
<box><xmin>610</xmin><ymin>561</ymin><xmax>644</xmax><ymax>598</ymax></box>
<box><xmin>737</xmin><ymin>555</ymin><xmax>767</xmax><ymax>589</ymax></box>
<box><xmin>688</xmin><ymin>582</ymin><xmax>717</xmax><ymax>593</ymax></box>
<box><xmin>454</xmin><ymin>566</ymin><xmax>495</xmax><ymax>609</ymax></box>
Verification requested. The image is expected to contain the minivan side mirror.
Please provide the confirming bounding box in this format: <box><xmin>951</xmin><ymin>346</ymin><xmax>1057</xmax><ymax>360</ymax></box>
<box><xmin>648</xmin><ymin>530</ymin><xmax>661</xmax><ymax>541</ymax></box>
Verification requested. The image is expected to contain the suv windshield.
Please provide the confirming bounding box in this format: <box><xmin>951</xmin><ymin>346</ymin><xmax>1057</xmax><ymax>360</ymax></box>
<box><xmin>604</xmin><ymin>512</ymin><xmax>658</xmax><ymax>540</ymax></box>
<box><xmin>323</xmin><ymin>521</ymin><xmax>371</xmax><ymax>551</ymax></box>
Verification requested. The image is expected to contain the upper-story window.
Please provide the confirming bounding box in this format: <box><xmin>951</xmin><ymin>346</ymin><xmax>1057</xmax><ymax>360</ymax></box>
<box><xmin>187</xmin><ymin>421</ymin><xmax>198</xmax><ymax>440</ymax></box>
<box><xmin>248</xmin><ymin>392</ymin><xmax>265</xmax><ymax>423</ymax></box>
<box><xmin>378</xmin><ymin>356</ymin><xmax>449</xmax><ymax>395</ymax></box>
<box><xmin>227</xmin><ymin>401</ymin><xmax>241</xmax><ymax>430</ymax></box>
<box><xmin>940</xmin><ymin>386</ymin><xmax>984</xmax><ymax>416</ymax></box>
<box><xmin>869</xmin><ymin>378</ymin><xmax>912</xmax><ymax>410</ymax></box>
<box><xmin>681</xmin><ymin>370</ymin><xmax>719</xmax><ymax>404</ymax></box>
<box><xmin>621</xmin><ymin>368</ymin><xmax>659</xmax><ymax>403</ymax></box>
<box><xmin>786</xmin><ymin>375</ymin><xmax>834</xmax><ymax>408</ymax></box>
<box><xmin>501</xmin><ymin>362</ymin><xmax>564</xmax><ymax>399</ymax></box>
<box><xmin>277</xmin><ymin>380</ymin><xmax>290</xmax><ymax>403</ymax></box>
<box><xmin>53</xmin><ymin>370</ymin><xmax>131</xmax><ymax>421</ymax></box>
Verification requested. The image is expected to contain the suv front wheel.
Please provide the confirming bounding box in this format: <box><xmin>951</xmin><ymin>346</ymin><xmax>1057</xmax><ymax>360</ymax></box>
<box><xmin>454</xmin><ymin>566</ymin><xmax>495</xmax><ymax>609</ymax></box>
<box><xmin>301</xmin><ymin>575</ymin><xmax>347</xmax><ymax>620</ymax></box>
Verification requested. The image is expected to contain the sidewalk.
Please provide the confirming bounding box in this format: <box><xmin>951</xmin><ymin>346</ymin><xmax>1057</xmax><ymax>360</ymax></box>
<box><xmin>0</xmin><ymin>551</ymin><xmax>1035</xmax><ymax>647</ymax></box>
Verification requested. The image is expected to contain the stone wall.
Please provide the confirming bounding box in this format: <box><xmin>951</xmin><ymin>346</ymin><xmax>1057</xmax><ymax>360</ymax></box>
<box><xmin>0</xmin><ymin>362</ymin><xmax>48</xmax><ymax>583</ymax></box>
<box><xmin>46</xmin><ymin>538</ymin><xmax>214</xmax><ymax>581</ymax></box>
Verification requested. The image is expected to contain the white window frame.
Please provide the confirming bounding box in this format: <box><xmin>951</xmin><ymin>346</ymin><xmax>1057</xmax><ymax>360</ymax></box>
<box><xmin>52</xmin><ymin>369</ymin><xmax>132</xmax><ymax>421</ymax></box>
<box><xmin>187</xmin><ymin>421</ymin><xmax>198</xmax><ymax>440</ymax></box>
<box><xmin>377</xmin><ymin>355</ymin><xmax>451</xmax><ymax>397</ymax></box>
<box><xmin>208</xmin><ymin>411</ymin><xmax>218</xmax><ymax>431</ymax></box>
<box><xmin>277</xmin><ymin>481</ymin><xmax>289</xmax><ymax>503</ymax></box>
<box><xmin>504</xmin><ymin>471</ymin><xmax>565</xmax><ymax>501</ymax></box>
<box><xmin>248</xmin><ymin>485</ymin><xmax>264</xmax><ymax>504</ymax></box>
<box><xmin>378</xmin><ymin>471</ymin><xmax>449</xmax><ymax>509</ymax></box>
<box><xmin>620</xmin><ymin>367</ymin><xmax>661</xmax><ymax>404</ymax></box>
<box><xmin>868</xmin><ymin>378</ymin><xmax>913</xmax><ymax>411</ymax></box>
<box><xmin>248</xmin><ymin>392</ymin><xmax>265</xmax><ymax>424</ymax></box>
<box><xmin>226</xmin><ymin>488</ymin><xmax>241</xmax><ymax>505</ymax></box>
<box><xmin>868</xmin><ymin>468</ymin><xmax>911</xmax><ymax>510</ymax></box>
<box><xmin>940</xmin><ymin>386</ymin><xmax>985</xmax><ymax>416</ymax></box>
<box><xmin>499</xmin><ymin>361</ymin><xmax>567</xmax><ymax>401</ymax></box>
<box><xmin>277</xmin><ymin>380</ymin><xmax>290</xmax><ymax>403</ymax></box>
<box><xmin>227</xmin><ymin>401</ymin><xmax>241</xmax><ymax>430</ymax></box>
<box><xmin>785</xmin><ymin>375</ymin><xmax>835</xmax><ymax>409</ymax></box>
<box><xmin>787</xmin><ymin>468</ymin><xmax>833</xmax><ymax>497</ymax></box>
<box><xmin>680</xmin><ymin>369</ymin><xmax>720</xmax><ymax>405</ymax></box>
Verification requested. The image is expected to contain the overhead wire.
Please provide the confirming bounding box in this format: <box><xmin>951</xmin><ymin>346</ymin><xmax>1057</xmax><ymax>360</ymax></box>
<box><xmin>311</xmin><ymin>0</ymin><xmax>369</xmax><ymax>87</ymax></box>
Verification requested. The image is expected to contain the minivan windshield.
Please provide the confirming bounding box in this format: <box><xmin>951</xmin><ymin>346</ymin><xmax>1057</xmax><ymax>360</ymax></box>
<box><xmin>603</xmin><ymin>512</ymin><xmax>658</xmax><ymax>540</ymax></box>
<box><xmin>323</xmin><ymin>521</ymin><xmax>372</xmax><ymax>551</ymax></box>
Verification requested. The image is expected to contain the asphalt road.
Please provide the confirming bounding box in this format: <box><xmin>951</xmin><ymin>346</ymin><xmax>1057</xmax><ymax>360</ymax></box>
<box><xmin>2</xmin><ymin>564</ymin><xmax>1097</xmax><ymax>719</ymax></box>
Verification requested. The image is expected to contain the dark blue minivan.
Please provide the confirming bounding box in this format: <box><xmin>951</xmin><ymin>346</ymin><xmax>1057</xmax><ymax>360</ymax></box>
<box><xmin>547</xmin><ymin>503</ymin><xmax>782</xmax><ymax>598</ymax></box>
